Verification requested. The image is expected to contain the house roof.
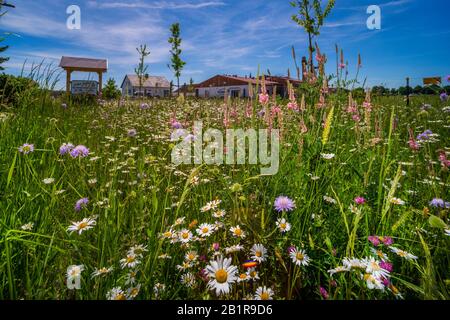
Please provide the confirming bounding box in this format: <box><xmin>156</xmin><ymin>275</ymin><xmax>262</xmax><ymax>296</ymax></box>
<box><xmin>122</xmin><ymin>75</ymin><xmax>170</xmax><ymax>88</ymax></box>
<box><xmin>59</xmin><ymin>56</ymin><xmax>108</xmax><ymax>72</ymax></box>
<box><xmin>197</xmin><ymin>74</ymin><xmax>278</xmax><ymax>88</ymax></box>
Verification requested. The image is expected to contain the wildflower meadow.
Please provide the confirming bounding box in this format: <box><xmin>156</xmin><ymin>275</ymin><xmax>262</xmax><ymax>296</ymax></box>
<box><xmin>0</xmin><ymin>0</ymin><xmax>449</xmax><ymax>303</ymax></box>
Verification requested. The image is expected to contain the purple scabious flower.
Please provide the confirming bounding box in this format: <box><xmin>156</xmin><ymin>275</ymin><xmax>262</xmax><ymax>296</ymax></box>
<box><xmin>70</xmin><ymin>145</ymin><xmax>90</xmax><ymax>158</ymax></box>
<box><xmin>75</xmin><ymin>198</ymin><xmax>89</xmax><ymax>212</ymax></box>
<box><xmin>171</xmin><ymin>121</ymin><xmax>183</xmax><ymax>129</ymax></box>
<box><xmin>257</xmin><ymin>109</ymin><xmax>265</xmax><ymax>117</ymax></box>
<box><xmin>380</xmin><ymin>236</ymin><xmax>394</xmax><ymax>246</ymax></box>
<box><xmin>416</xmin><ymin>130</ymin><xmax>433</xmax><ymax>141</ymax></box>
<box><xmin>274</xmin><ymin>196</ymin><xmax>296</xmax><ymax>213</ymax></box>
<box><xmin>127</xmin><ymin>129</ymin><xmax>137</xmax><ymax>137</ymax></box>
<box><xmin>59</xmin><ymin>143</ymin><xmax>75</xmax><ymax>156</ymax></box>
<box><xmin>140</xmin><ymin>103</ymin><xmax>150</xmax><ymax>110</ymax></box>
<box><xmin>368</xmin><ymin>236</ymin><xmax>380</xmax><ymax>247</ymax></box>
<box><xmin>19</xmin><ymin>143</ymin><xmax>34</xmax><ymax>154</ymax></box>
<box><xmin>380</xmin><ymin>261</ymin><xmax>393</xmax><ymax>273</ymax></box>
<box><xmin>354</xmin><ymin>197</ymin><xmax>366</xmax><ymax>205</ymax></box>
<box><xmin>440</xmin><ymin>92</ymin><xmax>448</xmax><ymax>102</ymax></box>
<box><xmin>429</xmin><ymin>198</ymin><xmax>450</xmax><ymax>208</ymax></box>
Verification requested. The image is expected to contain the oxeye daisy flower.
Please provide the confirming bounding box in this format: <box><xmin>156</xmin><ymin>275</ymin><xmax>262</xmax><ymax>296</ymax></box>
<box><xmin>213</xmin><ymin>209</ymin><xmax>226</xmax><ymax>219</ymax></box>
<box><xmin>342</xmin><ymin>257</ymin><xmax>366</xmax><ymax>270</ymax></box>
<box><xmin>19</xmin><ymin>143</ymin><xmax>34</xmax><ymax>154</ymax></box>
<box><xmin>20</xmin><ymin>222</ymin><xmax>34</xmax><ymax>231</ymax></box>
<box><xmin>323</xmin><ymin>195</ymin><xmax>337</xmax><ymax>204</ymax></box>
<box><xmin>250</xmin><ymin>244</ymin><xmax>267</xmax><ymax>263</ymax></box>
<box><xmin>67</xmin><ymin>265</ymin><xmax>84</xmax><ymax>282</ymax></box>
<box><xmin>237</xmin><ymin>273</ymin><xmax>250</xmax><ymax>283</ymax></box>
<box><xmin>107</xmin><ymin>287</ymin><xmax>127</xmax><ymax>300</ymax></box>
<box><xmin>200</xmin><ymin>199</ymin><xmax>221</xmax><ymax>212</ymax></box>
<box><xmin>274</xmin><ymin>196</ymin><xmax>296</xmax><ymax>213</ymax></box>
<box><xmin>91</xmin><ymin>266</ymin><xmax>113</xmax><ymax>278</ymax></box>
<box><xmin>181</xmin><ymin>273</ymin><xmax>197</xmax><ymax>288</ymax></box>
<box><xmin>363</xmin><ymin>274</ymin><xmax>384</xmax><ymax>290</ymax></box>
<box><xmin>246</xmin><ymin>267</ymin><xmax>260</xmax><ymax>281</ymax></box>
<box><xmin>370</xmin><ymin>248</ymin><xmax>389</xmax><ymax>261</ymax></box>
<box><xmin>206</xmin><ymin>256</ymin><xmax>238</xmax><ymax>296</ymax></box>
<box><xmin>42</xmin><ymin>178</ymin><xmax>55</xmax><ymax>184</ymax></box>
<box><xmin>445</xmin><ymin>229</ymin><xmax>450</xmax><ymax>237</ymax></box>
<box><xmin>390</xmin><ymin>247</ymin><xmax>418</xmax><ymax>260</ymax></box>
<box><xmin>67</xmin><ymin>217</ymin><xmax>97</xmax><ymax>235</ymax></box>
<box><xmin>59</xmin><ymin>143</ymin><xmax>74</xmax><ymax>155</ymax></box>
<box><xmin>390</xmin><ymin>197</ymin><xmax>405</xmax><ymax>205</ymax></box>
<box><xmin>128</xmin><ymin>244</ymin><xmax>148</xmax><ymax>257</ymax></box>
<box><xmin>178</xmin><ymin>229</ymin><xmax>193</xmax><ymax>243</ymax></box>
<box><xmin>70</xmin><ymin>145</ymin><xmax>90</xmax><ymax>158</ymax></box>
<box><xmin>321</xmin><ymin>153</ymin><xmax>335</xmax><ymax>160</ymax></box>
<box><xmin>185</xmin><ymin>251</ymin><xmax>198</xmax><ymax>263</ymax></box>
<box><xmin>196</xmin><ymin>223</ymin><xmax>215</xmax><ymax>237</ymax></box>
<box><xmin>276</xmin><ymin>218</ymin><xmax>291</xmax><ymax>233</ymax></box>
<box><xmin>364</xmin><ymin>257</ymin><xmax>390</xmax><ymax>279</ymax></box>
<box><xmin>127</xmin><ymin>284</ymin><xmax>141</xmax><ymax>299</ymax></box>
<box><xmin>289</xmin><ymin>247</ymin><xmax>310</xmax><ymax>266</ymax></box>
<box><xmin>230</xmin><ymin>225</ymin><xmax>246</xmax><ymax>238</ymax></box>
<box><xmin>125</xmin><ymin>271</ymin><xmax>138</xmax><ymax>285</ymax></box>
<box><xmin>327</xmin><ymin>266</ymin><xmax>349</xmax><ymax>276</ymax></box>
<box><xmin>120</xmin><ymin>253</ymin><xmax>141</xmax><ymax>269</ymax></box>
<box><xmin>74</xmin><ymin>197</ymin><xmax>89</xmax><ymax>212</ymax></box>
<box><xmin>254</xmin><ymin>286</ymin><xmax>274</xmax><ymax>300</ymax></box>
<box><xmin>225</xmin><ymin>245</ymin><xmax>244</xmax><ymax>254</ymax></box>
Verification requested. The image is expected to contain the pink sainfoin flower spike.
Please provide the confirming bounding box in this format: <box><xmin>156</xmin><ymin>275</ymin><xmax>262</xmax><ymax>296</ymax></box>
<box><xmin>439</xmin><ymin>152</ymin><xmax>450</xmax><ymax>168</ymax></box>
<box><xmin>368</xmin><ymin>236</ymin><xmax>380</xmax><ymax>247</ymax></box>
<box><xmin>354</xmin><ymin>197</ymin><xmax>366</xmax><ymax>205</ymax></box>
<box><xmin>319</xmin><ymin>287</ymin><xmax>329</xmax><ymax>300</ymax></box>
<box><xmin>380</xmin><ymin>261</ymin><xmax>393</xmax><ymax>272</ymax></box>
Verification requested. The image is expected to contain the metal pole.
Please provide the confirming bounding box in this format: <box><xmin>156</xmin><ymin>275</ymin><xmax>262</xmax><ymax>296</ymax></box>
<box><xmin>406</xmin><ymin>77</ymin><xmax>410</xmax><ymax>106</ymax></box>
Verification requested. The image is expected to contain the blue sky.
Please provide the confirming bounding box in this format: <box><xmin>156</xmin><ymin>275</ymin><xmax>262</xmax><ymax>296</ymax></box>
<box><xmin>1</xmin><ymin>0</ymin><xmax>449</xmax><ymax>89</ymax></box>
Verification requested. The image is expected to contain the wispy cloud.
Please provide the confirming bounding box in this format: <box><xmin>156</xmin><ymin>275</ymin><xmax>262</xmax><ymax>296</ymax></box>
<box><xmin>88</xmin><ymin>0</ymin><xmax>226</xmax><ymax>10</ymax></box>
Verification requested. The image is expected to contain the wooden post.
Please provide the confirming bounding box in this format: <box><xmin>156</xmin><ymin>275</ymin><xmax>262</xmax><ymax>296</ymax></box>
<box><xmin>66</xmin><ymin>69</ymin><xmax>72</xmax><ymax>94</ymax></box>
<box><xmin>98</xmin><ymin>72</ymin><xmax>103</xmax><ymax>97</ymax></box>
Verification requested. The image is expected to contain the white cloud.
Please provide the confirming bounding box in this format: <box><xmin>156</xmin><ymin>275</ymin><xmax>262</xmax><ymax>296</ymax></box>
<box><xmin>88</xmin><ymin>1</ymin><xmax>226</xmax><ymax>10</ymax></box>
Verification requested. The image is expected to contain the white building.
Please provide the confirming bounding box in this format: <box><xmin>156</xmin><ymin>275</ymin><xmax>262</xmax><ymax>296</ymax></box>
<box><xmin>121</xmin><ymin>75</ymin><xmax>170</xmax><ymax>97</ymax></box>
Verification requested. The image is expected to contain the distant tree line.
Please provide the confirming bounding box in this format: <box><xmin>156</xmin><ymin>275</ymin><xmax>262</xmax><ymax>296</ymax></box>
<box><xmin>350</xmin><ymin>84</ymin><xmax>450</xmax><ymax>97</ymax></box>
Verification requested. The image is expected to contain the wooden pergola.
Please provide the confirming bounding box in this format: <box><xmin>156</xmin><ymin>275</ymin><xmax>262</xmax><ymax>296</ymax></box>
<box><xmin>59</xmin><ymin>56</ymin><xmax>108</xmax><ymax>96</ymax></box>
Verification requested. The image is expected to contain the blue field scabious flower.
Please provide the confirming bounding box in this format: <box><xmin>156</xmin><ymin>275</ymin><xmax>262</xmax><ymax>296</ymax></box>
<box><xmin>70</xmin><ymin>145</ymin><xmax>90</xmax><ymax>158</ymax></box>
<box><xmin>59</xmin><ymin>143</ymin><xmax>74</xmax><ymax>155</ymax></box>
<box><xmin>75</xmin><ymin>197</ymin><xmax>89</xmax><ymax>212</ymax></box>
<box><xmin>274</xmin><ymin>196</ymin><xmax>296</xmax><ymax>213</ymax></box>
<box><xmin>429</xmin><ymin>198</ymin><xmax>450</xmax><ymax>208</ymax></box>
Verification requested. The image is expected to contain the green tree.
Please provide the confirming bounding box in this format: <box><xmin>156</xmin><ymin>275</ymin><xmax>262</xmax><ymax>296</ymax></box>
<box><xmin>168</xmin><ymin>23</ymin><xmax>186</xmax><ymax>96</ymax></box>
<box><xmin>0</xmin><ymin>9</ymin><xmax>11</xmax><ymax>71</ymax></box>
<box><xmin>413</xmin><ymin>85</ymin><xmax>423</xmax><ymax>94</ymax></box>
<box><xmin>135</xmin><ymin>44</ymin><xmax>150</xmax><ymax>98</ymax></box>
<box><xmin>102</xmin><ymin>78</ymin><xmax>121</xmax><ymax>100</ymax></box>
<box><xmin>291</xmin><ymin>0</ymin><xmax>335</xmax><ymax>74</ymax></box>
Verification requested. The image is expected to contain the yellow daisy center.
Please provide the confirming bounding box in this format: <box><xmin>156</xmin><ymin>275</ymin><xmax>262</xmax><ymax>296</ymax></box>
<box><xmin>126</xmin><ymin>256</ymin><xmax>135</xmax><ymax>263</ymax></box>
<box><xmin>296</xmin><ymin>252</ymin><xmax>304</xmax><ymax>261</ymax></box>
<box><xmin>78</xmin><ymin>222</ymin><xmax>88</xmax><ymax>230</ymax></box>
<box><xmin>116</xmin><ymin>293</ymin><xmax>127</xmax><ymax>300</ymax></box>
<box><xmin>255</xmin><ymin>251</ymin><xmax>262</xmax><ymax>258</ymax></box>
<box><xmin>280</xmin><ymin>223</ymin><xmax>286</xmax><ymax>229</ymax></box>
<box><xmin>182</xmin><ymin>232</ymin><xmax>189</xmax><ymax>239</ymax></box>
<box><xmin>260</xmin><ymin>292</ymin><xmax>270</xmax><ymax>300</ymax></box>
<box><xmin>234</xmin><ymin>228</ymin><xmax>242</xmax><ymax>236</ymax></box>
<box><xmin>239</xmin><ymin>274</ymin><xmax>247</xmax><ymax>279</ymax></box>
<box><xmin>202</xmin><ymin>227</ymin><xmax>209</xmax><ymax>234</ymax></box>
<box><xmin>215</xmin><ymin>269</ymin><xmax>228</xmax><ymax>284</ymax></box>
